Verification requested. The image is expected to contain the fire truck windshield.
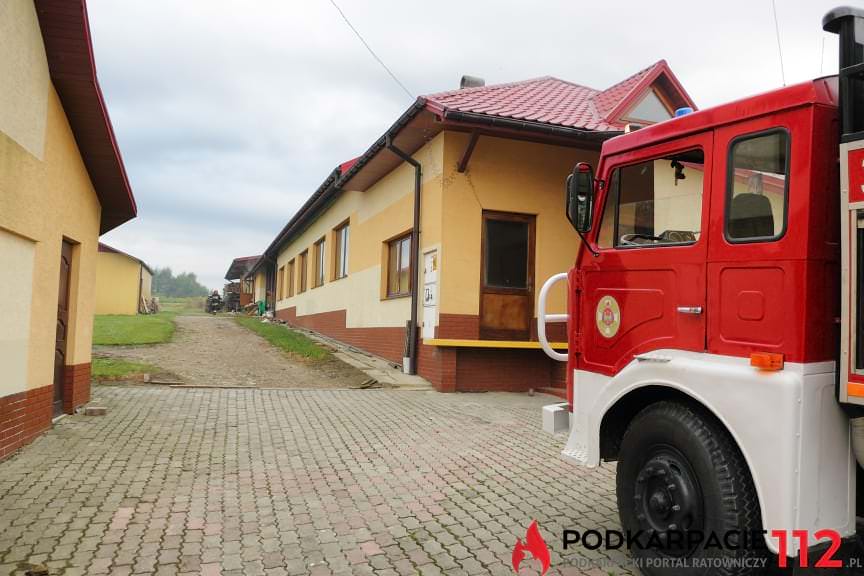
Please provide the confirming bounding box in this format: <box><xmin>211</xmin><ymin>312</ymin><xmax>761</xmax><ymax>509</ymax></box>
<box><xmin>597</xmin><ymin>149</ymin><xmax>705</xmax><ymax>248</ymax></box>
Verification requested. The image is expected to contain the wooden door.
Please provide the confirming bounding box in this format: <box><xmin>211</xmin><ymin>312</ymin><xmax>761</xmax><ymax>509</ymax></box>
<box><xmin>53</xmin><ymin>241</ymin><xmax>73</xmax><ymax>416</ymax></box>
<box><xmin>480</xmin><ymin>211</ymin><xmax>535</xmax><ymax>340</ymax></box>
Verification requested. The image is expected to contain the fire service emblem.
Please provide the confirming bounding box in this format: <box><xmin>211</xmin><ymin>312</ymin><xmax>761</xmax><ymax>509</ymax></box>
<box><xmin>596</xmin><ymin>295</ymin><xmax>621</xmax><ymax>338</ymax></box>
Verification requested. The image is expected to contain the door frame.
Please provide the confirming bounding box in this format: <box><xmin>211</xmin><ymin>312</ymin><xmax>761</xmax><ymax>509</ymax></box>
<box><xmin>479</xmin><ymin>210</ymin><xmax>536</xmax><ymax>340</ymax></box>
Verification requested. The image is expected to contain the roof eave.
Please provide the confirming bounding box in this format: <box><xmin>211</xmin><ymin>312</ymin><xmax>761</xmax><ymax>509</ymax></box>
<box><xmin>36</xmin><ymin>0</ymin><xmax>136</xmax><ymax>234</ymax></box>
<box><xmin>441</xmin><ymin>110</ymin><xmax>621</xmax><ymax>142</ymax></box>
<box><xmin>337</xmin><ymin>98</ymin><xmax>429</xmax><ymax>191</ymax></box>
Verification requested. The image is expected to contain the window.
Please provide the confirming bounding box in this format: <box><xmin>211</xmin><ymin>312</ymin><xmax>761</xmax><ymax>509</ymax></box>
<box><xmin>243</xmin><ymin>277</ymin><xmax>253</xmax><ymax>294</ymax></box>
<box><xmin>484</xmin><ymin>216</ymin><xmax>530</xmax><ymax>288</ymax></box>
<box><xmin>597</xmin><ymin>148</ymin><xmax>705</xmax><ymax>248</ymax></box>
<box><xmin>313</xmin><ymin>238</ymin><xmax>326</xmax><ymax>287</ymax></box>
<box><xmin>387</xmin><ymin>233</ymin><xmax>412</xmax><ymax>297</ymax></box>
<box><xmin>624</xmin><ymin>89</ymin><xmax>673</xmax><ymax>124</ymax></box>
<box><xmin>277</xmin><ymin>266</ymin><xmax>284</xmax><ymax>300</ymax></box>
<box><xmin>333</xmin><ymin>222</ymin><xmax>349</xmax><ymax>279</ymax></box>
<box><xmin>287</xmin><ymin>259</ymin><xmax>295</xmax><ymax>298</ymax></box>
<box><xmin>298</xmin><ymin>250</ymin><xmax>308</xmax><ymax>293</ymax></box>
<box><xmin>726</xmin><ymin>130</ymin><xmax>789</xmax><ymax>242</ymax></box>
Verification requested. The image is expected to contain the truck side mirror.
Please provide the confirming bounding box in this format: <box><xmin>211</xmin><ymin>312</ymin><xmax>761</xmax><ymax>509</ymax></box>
<box><xmin>566</xmin><ymin>162</ymin><xmax>595</xmax><ymax>232</ymax></box>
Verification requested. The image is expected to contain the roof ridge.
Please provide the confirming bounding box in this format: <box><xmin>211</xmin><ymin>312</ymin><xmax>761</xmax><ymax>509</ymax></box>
<box><xmin>599</xmin><ymin>59</ymin><xmax>666</xmax><ymax>95</ymax></box>
<box><xmin>423</xmin><ymin>75</ymin><xmax>557</xmax><ymax>99</ymax></box>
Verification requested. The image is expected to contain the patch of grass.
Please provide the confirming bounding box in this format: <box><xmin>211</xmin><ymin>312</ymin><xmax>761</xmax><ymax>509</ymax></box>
<box><xmin>157</xmin><ymin>296</ymin><xmax>206</xmax><ymax>315</ymax></box>
<box><xmin>92</xmin><ymin>358</ymin><xmax>156</xmax><ymax>379</ymax></box>
<box><xmin>93</xmin><ymin>312</ymin><xmax>176</xmax><ymax>345</ymax></box>
<box><xmin>235</xmin><ymin>317</ymin><xmax>329</xmax><ymax>360</ymax></box>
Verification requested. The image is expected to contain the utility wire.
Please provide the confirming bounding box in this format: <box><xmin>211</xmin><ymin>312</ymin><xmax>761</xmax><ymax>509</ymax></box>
<box><xmin>326</xmin><ymin>0</ymin><xmax>415</xmax><ymax>100</ymax></box>
<box><xmin>771</xmin><ymin>0</ymin><xmax>786</xmax><ymax>85</ymax></box>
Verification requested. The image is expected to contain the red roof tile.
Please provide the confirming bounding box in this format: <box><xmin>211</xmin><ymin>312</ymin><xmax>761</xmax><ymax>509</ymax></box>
<box><xmin>424</xmin><ymin>60</ymin><xmax>695</xmax><ymax>132</ymax></box>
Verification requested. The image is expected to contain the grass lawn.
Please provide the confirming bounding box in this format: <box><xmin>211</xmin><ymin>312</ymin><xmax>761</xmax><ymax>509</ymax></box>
<box><xmin>235</xmin><ymin>317</ymin><xmax>329</xmax><ymax>360</ymax></box>
<box><xmin>92</xmin><ymin>358</ymin><xmax>156</xmax><ymax>379</ymax></box>
<box><xmin>93</xmin><ymin>312</ymin><xmax>176</xmax><ymax>345</ymax></box>
<box><xmin>158</xmin><ymin>296</ymin><xmax>206</xmax><ymax>315</ymax></box>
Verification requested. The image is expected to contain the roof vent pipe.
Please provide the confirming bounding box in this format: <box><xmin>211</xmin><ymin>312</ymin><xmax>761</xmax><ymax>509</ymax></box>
<box><xmin>460</xmin><ymin>75</ymin><xmax>485</xmax><ymax>89</ymax></box>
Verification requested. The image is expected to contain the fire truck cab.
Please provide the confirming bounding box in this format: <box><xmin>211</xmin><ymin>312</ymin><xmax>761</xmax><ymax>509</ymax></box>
<box><xmin>538</xmin><ymin>7</ymin><xmax>864</xmax><ymax>571</ymax></box>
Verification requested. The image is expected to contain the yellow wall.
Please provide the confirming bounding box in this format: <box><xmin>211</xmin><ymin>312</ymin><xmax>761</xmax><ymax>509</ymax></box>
<box><xmin>141</xmin><ymin>268</ymin><xmax>152</xmax><ymax>302</ymax></box>
<box><xmin>0</xmin><ymin>0</ymin><xmax>103</xmax><ymax>394</ymax></box>
<box><xmin>440</xmin><ymin>132</ymin><xmax>596</xmax><ymax>317</ymax></box>
<box><xmin>272</xmin><ymin>129</ymin><xmax>593</xmax><ymax>337</ymax></box>
<box><xmin>95</xmin><ymin>252</ymin><xmax>143</xmax><ymax>315</ymax></box>
<box><xmin>253</xmin><ymin>270</ymin><xmax>266</xmax><ymax>302</ymax></box>
<box><xmin>274</xmin><ymin>133</ymin><xmax>445</xmax><ymax>328</ymax></box>
<box><xmin>0</xmin><ymin>0</ymin><xmax>49</xmax><ymax>159</ymax></box>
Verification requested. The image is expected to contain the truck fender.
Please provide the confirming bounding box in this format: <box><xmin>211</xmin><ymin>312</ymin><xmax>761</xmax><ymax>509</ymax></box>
<box><xmin>563</xmin><ymin>350</ymin><xmax>855</xmax><ymax>556</ymax></box>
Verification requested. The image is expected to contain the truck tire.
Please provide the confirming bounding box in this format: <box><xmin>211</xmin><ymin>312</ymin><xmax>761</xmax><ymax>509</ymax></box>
<box><xmin>616</xmin><ymin>401</ymin><xmax>766</xmax><ymax>575</ymax></box>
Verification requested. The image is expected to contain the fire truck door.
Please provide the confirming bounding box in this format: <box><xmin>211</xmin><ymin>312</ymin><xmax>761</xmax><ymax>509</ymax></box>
<box><xmin>580</xmin><ymin>132</ymin><xmax>712</xmax><ymax>375</ymax></box>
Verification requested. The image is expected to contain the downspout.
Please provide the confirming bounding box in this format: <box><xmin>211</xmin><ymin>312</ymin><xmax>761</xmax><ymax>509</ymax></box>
<box><xmin>386</xmin><ymin>134</ymin><xmax>421</xmax><ymax>375</ymax></box>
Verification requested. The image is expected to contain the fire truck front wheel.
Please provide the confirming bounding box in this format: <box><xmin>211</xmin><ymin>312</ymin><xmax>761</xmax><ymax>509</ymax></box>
<box><xmin>616</xmin><ymin>401</ymin><xmax>764</xmax><ymax>575</ymax></box>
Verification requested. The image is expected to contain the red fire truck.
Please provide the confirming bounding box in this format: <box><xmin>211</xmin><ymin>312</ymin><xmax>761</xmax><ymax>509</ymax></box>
<box><xmin>538</xmin><ymin>7</ymin><xmax>864</xmax><ymax>573</ymax></box>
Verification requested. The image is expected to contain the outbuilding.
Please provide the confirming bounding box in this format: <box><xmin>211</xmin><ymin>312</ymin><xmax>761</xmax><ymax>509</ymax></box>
<box><xmin>95</xmin><ymin>243</ymin><xmax>154</xmax><ymax>315</ymax></box>
<box><xmin>224</xmin><ymin>255</ymin><xmax>261</xmax><ymax>311</ymax></box>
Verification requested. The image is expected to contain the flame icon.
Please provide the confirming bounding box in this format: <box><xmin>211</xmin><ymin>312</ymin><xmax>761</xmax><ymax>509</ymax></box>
<box><xmin>511</xmin><ymin>520</ymin><xmax>551</xmax><ymax>575</ymax></box>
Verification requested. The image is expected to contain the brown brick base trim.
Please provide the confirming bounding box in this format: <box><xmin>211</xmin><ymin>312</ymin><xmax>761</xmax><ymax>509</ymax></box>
<box><xmin>275</xmin><ymin>307</ymin><xmax>566</xmax><ymax>394</ymax></box>
<box><xmin>0</xmin><ymin>385</ymin><xmax>52</xmax><ymax>461</ymax></box>
<box><xmin>275</xmin><ymin>307</ymin><xmax>406</xmax><ymax>364</ymax></box>
<box><xmin>63</xmin><ymin>362</ymin><xmax>91</xmax><ymax>414</ymax></box>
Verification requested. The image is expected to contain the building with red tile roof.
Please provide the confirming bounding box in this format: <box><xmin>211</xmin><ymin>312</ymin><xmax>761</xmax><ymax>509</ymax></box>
<box><xmin>257</xmin><ymin>61</ymin><xmax>694</xmax><ymax>394</ymax></box>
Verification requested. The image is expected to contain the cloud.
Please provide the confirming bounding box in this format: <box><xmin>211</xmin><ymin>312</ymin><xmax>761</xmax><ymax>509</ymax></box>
<box><xmin>91</xmin><ymin>0</ymin><xmax>842</xmax><ymax>290</ymax></box>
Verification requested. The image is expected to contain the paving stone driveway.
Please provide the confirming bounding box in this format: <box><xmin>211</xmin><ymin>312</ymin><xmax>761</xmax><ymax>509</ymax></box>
<box><xmin>0</xmin><ymin>386</ymin><xmax>631</xmax><ymax>576</ymax></box>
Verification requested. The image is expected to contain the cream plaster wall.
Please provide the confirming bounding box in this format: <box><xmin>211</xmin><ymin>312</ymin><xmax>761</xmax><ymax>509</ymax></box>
<box><xmin>0</xmin><ymin>0</ymin><xmax>49</xmax><ymax>159</ymax></box>
<box><xmin>95</xmin><ymin>252</ymin><xmax>142</xmax><ymax>315</ymax></box>
<box><xmin>0</xmin><ymin>229</ymin><xmax>36</xmax><ymax>396</ymax></box>
<box><xmin>0</xmin><ymin>82</ymin><xmax>102</xmax><ymax>388</ymax></box>
<box><xmin>439</xmin><ymin>132</ymin><xmax>597</xmax><ymax>317</ymax></box>
<box><xmin>274</xmin><ymin>133</ymin><xmax>445</xmax><ymax>329</ymax></box>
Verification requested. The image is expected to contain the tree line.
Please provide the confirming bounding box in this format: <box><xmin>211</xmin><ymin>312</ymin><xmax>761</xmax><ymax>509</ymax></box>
<box><xmin>152</xmin><ymin>267</ymin><xmax>209</xmax><ymax>297</ymax></box>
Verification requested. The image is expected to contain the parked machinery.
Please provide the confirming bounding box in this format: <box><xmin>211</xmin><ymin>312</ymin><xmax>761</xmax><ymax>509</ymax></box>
<box><xmin>537</xmin><ymin>7</ymin><xmax>864</xmax><ymax>573</ymax></box>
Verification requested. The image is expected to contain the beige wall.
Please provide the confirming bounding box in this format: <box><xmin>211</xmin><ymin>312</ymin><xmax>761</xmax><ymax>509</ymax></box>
<box><xmin>272</xmin><ymin>129</ymin><xmax>593</xmax><ymax>338</ymax></box>
<box><xmin>0</xmin><ymin>0</ymin><xmax>49</xmax><ymax>159</ymax></box>
<box><xmin>141</xmin><ymin>268</ymin><xmax>152</xmax><ymax>302</ymax></box>
<box><xmin>253</xmin><ymin>270</ymin><xmax>266</xmax><ymax>302</ymax></box>
<box><xmin>0</xmin><ymin>5</ymin><xmax>102</xmax><ymax>391</ymax></box>
<box><xmin>274</xmin><ymin>133</ymin><xmax>445</xmax><ymax>329</ymax></box>
<box><xmin>0</xmin><ymin>85</ymin><xmax>102</xmax><ymax>384</ymax></box>
<box><xmin>439</xmin><ymin>132</ymin><xmax>595</xmax><ymax>318</ymax></box>
<box><xmin>0</xmin><ymin>229</ymin><xmax>36</xmax><ymax>397</ymax></box>
<box><xmin>95</xmin><ymin>252</ymin><xmax>142</xmax><ymax>315</ymax></box>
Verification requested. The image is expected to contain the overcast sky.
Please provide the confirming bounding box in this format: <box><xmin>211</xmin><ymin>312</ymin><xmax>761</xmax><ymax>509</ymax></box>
<box><xmin>91</xmin><ymin>0</ymin><xmax>841</xmax><ymax>290</ymax></box>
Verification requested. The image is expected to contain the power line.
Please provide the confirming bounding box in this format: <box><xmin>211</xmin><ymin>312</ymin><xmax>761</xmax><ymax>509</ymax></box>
<box><xmin>326</xmin><ymin>0</ymin><xmax>415</xmax><ymax>100</ymax></box>
<box><xmin>771</xmin><ymin>0</ymin><xmax>786</xmax><ymax>85</ymax></box>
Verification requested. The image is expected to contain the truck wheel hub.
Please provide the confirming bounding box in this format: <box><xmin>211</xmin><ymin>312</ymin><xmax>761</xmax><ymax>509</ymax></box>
<box><xmin>634</xmin><ymin>450</ymin><xmax>703</xmax><ymax>554</ymax></box>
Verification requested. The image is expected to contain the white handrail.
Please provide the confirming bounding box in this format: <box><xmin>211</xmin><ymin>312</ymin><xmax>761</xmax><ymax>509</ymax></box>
<box><xmin>537</xmin><ymin>272</ymin><xmax>569</xmax><ymax>362</ymax></box>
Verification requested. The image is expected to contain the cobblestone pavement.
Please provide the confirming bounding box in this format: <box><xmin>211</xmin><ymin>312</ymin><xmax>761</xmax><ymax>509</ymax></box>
<box><xmin>0</xmin><ymin>386</ymin><xmax>631</xmax><ymax>576</ymax></box>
